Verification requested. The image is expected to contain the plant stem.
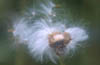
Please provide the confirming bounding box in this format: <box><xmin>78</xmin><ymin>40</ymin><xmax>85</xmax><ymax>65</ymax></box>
<box><xmin>59</xmin><ymin>56</ymin><xmax>65</xmax><ymax>65</ymax></box>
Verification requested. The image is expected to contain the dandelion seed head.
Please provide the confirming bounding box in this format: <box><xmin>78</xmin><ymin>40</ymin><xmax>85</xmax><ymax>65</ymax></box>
<box><xmin>13</xmin><ymin>18</ymin><xmax>88</xmax><ymax>63</ymax></box>
<box><xmin>12</xmin><ymin>0</ymin><xmax>88</xmax><ymax>63</ymax></box>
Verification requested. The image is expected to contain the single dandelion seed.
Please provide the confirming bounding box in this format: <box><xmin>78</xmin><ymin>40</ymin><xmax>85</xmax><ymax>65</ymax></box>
<box><xmin>48</xmin><ymin>32</ymin><xmax>71</xmax><ymax>55</ymax></box>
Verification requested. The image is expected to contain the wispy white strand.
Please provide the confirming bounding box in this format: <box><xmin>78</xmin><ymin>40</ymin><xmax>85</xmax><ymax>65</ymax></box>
<box><xmin>65</xmin><ymin>27</ymin><xmax>88</xmax><ymax>56</ymax></box>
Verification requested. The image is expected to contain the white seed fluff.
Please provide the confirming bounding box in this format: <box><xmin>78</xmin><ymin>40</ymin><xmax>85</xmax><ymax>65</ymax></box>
<box><xmin>13</xmin><ymin>0</ymin><xmax>88</xmax><ymax>63</ymax></box>
<box><xmin>13</xmin><ymin>19</ymin><xmax>88</xmax><ymax>63</ymax></box>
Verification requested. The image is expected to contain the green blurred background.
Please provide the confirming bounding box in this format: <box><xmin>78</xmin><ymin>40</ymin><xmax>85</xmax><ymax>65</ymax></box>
<box><xmin>0</xmin><ymin>0</ymin><xmax>100</xmax><ymax>65</ymax></box>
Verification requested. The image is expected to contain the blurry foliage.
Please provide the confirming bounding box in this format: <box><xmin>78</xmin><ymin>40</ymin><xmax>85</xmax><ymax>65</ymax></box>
<box><xmin>0</xmin><ymin>0</ymin><xmax>100</xmax><ymax>65</ymax></box>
